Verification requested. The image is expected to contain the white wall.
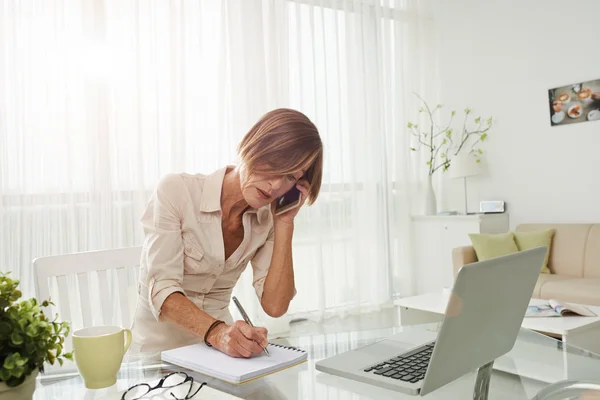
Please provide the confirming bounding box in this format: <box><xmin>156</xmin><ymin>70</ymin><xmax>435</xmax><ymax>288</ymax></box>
<box><xmin>433</xmin><ymin>0</ymin><xmax>600</xmax><ymax>228</ymax></box>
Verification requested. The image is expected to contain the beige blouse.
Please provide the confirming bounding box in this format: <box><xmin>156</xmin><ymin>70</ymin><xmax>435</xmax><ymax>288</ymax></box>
<box><xmin>130</xmin><ymin>166</ymin><xmax>278</xmax><ymax>353</ymax></box>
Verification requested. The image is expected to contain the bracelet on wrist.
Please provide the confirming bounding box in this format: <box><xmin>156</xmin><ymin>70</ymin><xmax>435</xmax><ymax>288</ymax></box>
<box><xmin>204</xmin><ymin>320</ymin><xmax>225</xmax><ymax>347</ymax></box>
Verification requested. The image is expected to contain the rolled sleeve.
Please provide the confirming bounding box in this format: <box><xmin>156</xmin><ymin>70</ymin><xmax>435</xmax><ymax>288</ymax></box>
<box><xmin>141</xmin><ymin>173</ymin><xmax>187</xmax><ymax>321</ymax></box>
<box><xmin>250</xmin><ymin>227</ymin><xmax>297</xmax><ymax>300</ymax></box>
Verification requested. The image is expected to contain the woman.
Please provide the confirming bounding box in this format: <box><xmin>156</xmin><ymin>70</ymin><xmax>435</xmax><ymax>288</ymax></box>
<box><xmin>131</xmin><ymin>108</ymin><xmax>323</xmax><ymax>359</ymax></box>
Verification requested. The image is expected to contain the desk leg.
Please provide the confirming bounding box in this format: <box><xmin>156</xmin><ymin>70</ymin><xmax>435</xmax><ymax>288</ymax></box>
<box><xmin>473</xmin><ymin>361</ymin><xmax>494</xmax><ymax>400</ymax></box>
<box><xmin>398</xmin><ymin>307</ymin><xmax>443</xmax><ymax>326</ymax></box>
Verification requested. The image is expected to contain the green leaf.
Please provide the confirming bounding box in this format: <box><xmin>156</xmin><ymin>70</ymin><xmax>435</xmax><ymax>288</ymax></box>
<box><xmin>426</xmin><ymin>161</ymin><xmax>432</xmax><ymax>166</ymax></box>
<box><xmin>478</xmin><ymin>149</ymin><xmax>483</xmax><ymax>154</ymax></box>
<box><xmin>3</xmin><ymin>356</ymin><xmax>15</xmax><ymax>370</ymax></box>
<box><xmin>465</xmin><ymin>108</ymin><xmax>471</xmax><ymax>114</ymax></box>
<box><xmin>437</xmin><ymin>104</ymin><xmax>443</xmax><ymax>108</ymax></box>
<box><xmin>47</xmin><ymin>351</ymin><xmax>56</xmax><ymax>365</ymax></box>
<box><xmin>410</xmin><ymin>147</ymin><xmax>416</xmax><ymax>151</ymax></box>
<box><xmin>9</xmin><ymin>291</ymin><xmax>22</xmax><ymax>303</ymax></box>
<box><xmin>21</xmin><ymin>299</ymin><xmax>32</xmax><ymax>312</ymax></box>
<box><xmin>474</xmin><ymin>117</ymin><xmax>481</xmax><ymax>124</ymax></box>
<box><xmin>64</xmin><ymin>352</ymin><xmax>74</xmax><ymax>361</ymax></box>
<box><xmin>12</xmin><ymin>366</ymin><xmax>25</xmax><ymax>378</ymax></box>
<box><xmin>418</xmin><ymin>108</ymin><xmax>424</xmax><ymax>113</ymax></box>
<box><xmin>58</xmin><ymin>358</ymin><xmax>64</xmax><ymax>367</ymax></box>
<box><xmin>486</xmin><ymin>117</ymin><xmax>493</xmax><ymax>125</ymax></box>
<box><xmin>0</xmin><ymin>369</ymin><xmax>11</xmax><ymax>382</ymax></box>
<box><xmin>25</xmin><ymin>325</ymin><xmax>38</xmax><ymax>337</ymax></box>
<box><xmin>11</xmin><ymin>332</ymin><xmax>24</xmax><ymax>345</ymax></box>
<box><xmin>7</xmin><ymin>308</ymin><xmax>18</xmax><ymax>320</ymax></box>
<box><xmin>476</xmin><ymin>159</ymin><xmax>481</xmax><ymax>163</ymax></box>
<box><xmin>446</xmin><ymin>129</ymin><xmax>452</xmax><ymax>137</ymax></box>
<box><xmin>14</xmin><ymin>355</ymin><xmax>27</xmax><ymax>368</ymax></box>
<box><xmin>481</xmin><ymin>133</ymin><xmax>488</xmax><ymax>141</ymax></box>
<box><xmin>407</xmin><ymin>122</ymin><xmax>413</xmax><ymax>128</ymax></box>
<box><xmin>451</xmin><ymin>110</ymin><xmax>456</xmax><ymax>116</ymax></box>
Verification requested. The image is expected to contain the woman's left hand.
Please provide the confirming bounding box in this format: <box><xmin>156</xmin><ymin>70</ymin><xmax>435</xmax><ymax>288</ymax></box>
<box><xmin>272</xmin><ymin>179</ymin><xmax>310</xmax><ymax>225</ymax></box>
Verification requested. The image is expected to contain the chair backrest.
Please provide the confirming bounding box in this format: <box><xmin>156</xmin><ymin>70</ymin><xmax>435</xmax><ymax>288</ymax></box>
<box><xmin>33</xmin><ymin>246</ymin><xmax>142</xmax><ymax>347</ymax></box>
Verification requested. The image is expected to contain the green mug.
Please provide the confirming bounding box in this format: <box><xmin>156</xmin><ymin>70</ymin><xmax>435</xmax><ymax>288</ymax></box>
<box><xmin>72</xmin><ymin>326</ymin><xmax>132</xmax><ymax>389</ymax></box>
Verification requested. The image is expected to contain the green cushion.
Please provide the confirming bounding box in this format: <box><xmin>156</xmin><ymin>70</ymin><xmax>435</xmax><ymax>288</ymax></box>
<box><xmin>513</xmin><ymin>229</ymin><xmax>555</xmax><ymax>274</ymax></box>
<box><xmin>468</xmin><ymin>232</ymin><xmax>519</xmax><ymax>261</ymax></box>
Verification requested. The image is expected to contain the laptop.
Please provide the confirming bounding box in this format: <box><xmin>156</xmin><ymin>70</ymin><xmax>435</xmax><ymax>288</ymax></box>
<box><xmin>315</xmin><ymin>246</ymin><xmax>546</xmax><ymax>396</ymax></box>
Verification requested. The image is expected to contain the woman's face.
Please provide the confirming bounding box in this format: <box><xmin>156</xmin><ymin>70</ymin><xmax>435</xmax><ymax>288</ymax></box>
<box><xmin>239</xmin><ymin>164</ymin><xmax>304</xmax><ymax>209</ymax></box>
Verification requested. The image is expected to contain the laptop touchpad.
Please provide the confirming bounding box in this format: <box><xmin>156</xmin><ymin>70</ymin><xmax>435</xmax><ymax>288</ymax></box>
<box><xmin>357</xmin><ymin>339</ymin><xmax>414</xmax><ymax>360</ymax></box>
<box><xmin>387</xmin><ymin>329</ymin><xmax>437</xmax><ymax>346</ymax></box>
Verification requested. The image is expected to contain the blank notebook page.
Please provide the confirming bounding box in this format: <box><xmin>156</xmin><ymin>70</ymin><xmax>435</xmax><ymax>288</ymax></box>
<box><xmin>161</xmin><ymin>342</ymin><xmax>308</xmax><ymax>384</ymax></box>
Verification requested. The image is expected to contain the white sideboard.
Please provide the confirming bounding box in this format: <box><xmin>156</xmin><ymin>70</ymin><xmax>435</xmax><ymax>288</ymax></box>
<box><xmin>410</xmin><ymin>213</ymin><xmax>509</xmax><ymax>295</ymax></box>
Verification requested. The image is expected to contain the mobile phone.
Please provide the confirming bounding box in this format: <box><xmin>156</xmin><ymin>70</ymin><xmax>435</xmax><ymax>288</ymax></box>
<box><xmin>274</xmin><ymin>186</ymin><xmax>302</xmax><ymax>216</ymax></box>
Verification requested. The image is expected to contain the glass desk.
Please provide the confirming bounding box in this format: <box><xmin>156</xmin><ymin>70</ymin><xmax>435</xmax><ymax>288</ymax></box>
<box><xmin>34</xmin><ymin>323</ymin><xmax>600</xmax><ymax>399</ymax></box>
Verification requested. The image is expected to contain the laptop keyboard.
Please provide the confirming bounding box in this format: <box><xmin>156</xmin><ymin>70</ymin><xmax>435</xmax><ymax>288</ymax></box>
<box><xmin>363</xmin><ymin>342</ymin><xmax>435</xmax><ymax>383</ymax></box>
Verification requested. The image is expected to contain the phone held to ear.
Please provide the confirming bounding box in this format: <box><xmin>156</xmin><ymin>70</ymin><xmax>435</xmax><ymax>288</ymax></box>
<box><xmin>274</xmin><ymin>186</ymin><xmax>302</xmax><ymax>216</ymax></box>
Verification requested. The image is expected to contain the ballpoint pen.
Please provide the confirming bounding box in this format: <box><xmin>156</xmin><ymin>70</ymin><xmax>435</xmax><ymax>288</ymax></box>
<box><xmin>232</xmin><ymin>296</ymin><xmax>270</xmax><ymax>356</ymax></box>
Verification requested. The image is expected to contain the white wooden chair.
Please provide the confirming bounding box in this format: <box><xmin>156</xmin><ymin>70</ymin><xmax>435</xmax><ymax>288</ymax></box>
<box><xmin>33</xmin><ymin>246</ymin><xmax>142</xmax><ymax>347</ymax></box>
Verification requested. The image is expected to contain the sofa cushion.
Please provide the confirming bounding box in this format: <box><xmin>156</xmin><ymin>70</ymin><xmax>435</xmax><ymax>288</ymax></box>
<box><xmin>538</xmin><ymin>278</ymin><xmax>600</xmax><ymax>306</ymax></box>
<box><xmin>468</xmin><ymin>232</ymin><xmax>519</xmax><ymax>261</ymax></box>
<box><xmin>532</xmin><ymin>274</ymin><xmax>573</xmax><ymax>299</ymax></box>
<box><xmin>514</xmin><ymin>229</ymin><xmax>555</xmax><ymax>274</ymax></box>
<box><xmin>516</xmin><ymin>224</ymin><xmax>590</xmax><ymax>277</ymax></box>
<box><xmin>583</xmin><ymin>225</ymin><xmax>600</xmax><ymax>278</ymax></box>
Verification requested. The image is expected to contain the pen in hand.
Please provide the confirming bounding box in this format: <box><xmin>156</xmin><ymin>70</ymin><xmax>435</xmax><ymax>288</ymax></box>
<box><xmin>232</xmin><ymin>296</ymin><xmax>270</xmax><ymax>357</ymax></box>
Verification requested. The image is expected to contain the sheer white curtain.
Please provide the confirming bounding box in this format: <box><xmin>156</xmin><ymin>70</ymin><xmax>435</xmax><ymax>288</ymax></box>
<box><xmin>0</xmin><ymin>0</ymin><xmax>437</xmax><ymax>323</ymax></box>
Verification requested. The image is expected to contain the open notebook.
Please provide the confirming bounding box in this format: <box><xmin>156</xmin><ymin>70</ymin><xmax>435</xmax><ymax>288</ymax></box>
<box><xmin>161</xmin><ymin>342</ymin><xmax>308</xmax><ymax>384</ymax></box>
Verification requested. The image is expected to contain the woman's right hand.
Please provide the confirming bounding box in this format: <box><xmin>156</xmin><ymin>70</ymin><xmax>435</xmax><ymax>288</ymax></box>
<box><xmin>207</xmin><ymin>320</ymin><xmax>269</xmax><ymax>358</ymax></box>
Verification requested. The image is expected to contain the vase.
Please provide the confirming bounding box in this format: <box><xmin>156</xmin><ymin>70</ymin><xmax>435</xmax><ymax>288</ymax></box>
<box><xmin>0</xmin><ymin>370</ymin><xmax>38</xmax><ymax>400</ymax></box>
<box><xmin>424</xmin><ymin>175</ymin><xmax>437</xmax><ymax>215</ymax></box>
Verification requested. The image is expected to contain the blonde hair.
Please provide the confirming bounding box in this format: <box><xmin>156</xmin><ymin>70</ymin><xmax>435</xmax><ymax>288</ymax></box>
<box><xmin>237</xmin><ymin>108</ymin><xmax>323</xmax><ymax>205</ymax></box>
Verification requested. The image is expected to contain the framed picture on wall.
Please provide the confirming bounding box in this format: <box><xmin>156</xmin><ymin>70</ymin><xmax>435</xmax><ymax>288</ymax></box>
<box><xmin>548</xmin><ymin>78</ymin><xmax>600</xmax><ymax>126</ymax></box>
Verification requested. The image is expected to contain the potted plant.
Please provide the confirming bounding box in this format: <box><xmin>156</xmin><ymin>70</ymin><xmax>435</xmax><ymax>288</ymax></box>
<box><xmin>0</xmin><ymin>272</ymin><xmax>73</xmax><ymax>400</ymax></box>
<box><xmin>408</xmin><ymin>93</ymin><xmax>494</xmax><ymax>215</ymax></box>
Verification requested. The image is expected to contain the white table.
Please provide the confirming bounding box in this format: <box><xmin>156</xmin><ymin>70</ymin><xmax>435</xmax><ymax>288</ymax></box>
<box><xmin>395</xmin><ymin>292</ymin><xmax>600</xmax><ymax>380</ymax></box>
<box><xmin>34</xmin><ymin>323</ymin><xmax>600</xmax><ymax>400</ymax></box>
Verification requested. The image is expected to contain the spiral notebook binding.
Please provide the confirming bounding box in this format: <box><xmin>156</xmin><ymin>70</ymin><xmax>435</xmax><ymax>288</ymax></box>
<box><xmin>268</xmin><ymin>342</ymin><xmax>306</xmax><ymax>353</ymax></box>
